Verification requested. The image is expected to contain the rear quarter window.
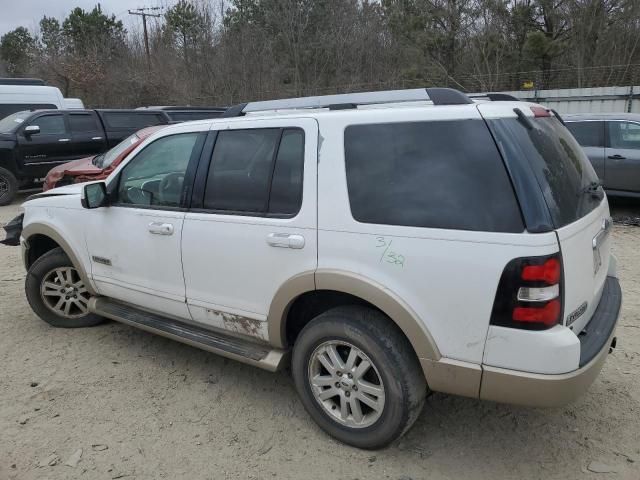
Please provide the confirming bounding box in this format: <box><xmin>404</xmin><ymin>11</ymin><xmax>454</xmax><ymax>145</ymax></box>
<box><xmin>344</xmin><ymin>119</ymin><xmax>524</xmax><ymax>233</ymax></box>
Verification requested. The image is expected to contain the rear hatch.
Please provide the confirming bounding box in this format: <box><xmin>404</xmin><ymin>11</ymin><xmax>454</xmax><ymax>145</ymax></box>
<box><xmin>480</xmin><ymin>103</ymin><xmax>611</xmax><ymax>335</ymax></box>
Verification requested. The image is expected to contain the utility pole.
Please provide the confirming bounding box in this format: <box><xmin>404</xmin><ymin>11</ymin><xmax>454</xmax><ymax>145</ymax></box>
<box><xmin>128</xmin><ymin>7</ymin><xmax>162</xmax><ymax>67</ymax></box>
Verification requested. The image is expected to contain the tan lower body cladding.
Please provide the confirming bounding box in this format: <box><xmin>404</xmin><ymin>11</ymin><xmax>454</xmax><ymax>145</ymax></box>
<box><xmin>421</xmin><ymin>328</ymin><xmax>613</xmax><ymax>407</ymax></box>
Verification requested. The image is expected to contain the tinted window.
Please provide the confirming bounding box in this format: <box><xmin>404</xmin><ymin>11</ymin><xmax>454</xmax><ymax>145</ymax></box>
<box><xmin>608</xmin><ymin>121</ymin><xmax>640</xmax><ymax>149</ymax></box>
<box><xmin>117</xmin><ymin>133</ymin><xmax>200</xmax><ymax>208</ymax></box>
<box><xmin>344</xmin><ymin>120</ymin><xmax>523</xmax><ymax>232</ymax></box>
<box><xmin>488</xmin><ymin>117</ymin><xmax>600</xmax><ymax>228</ymax></box>
<box><xmin>30</xmin><ymin>114</ymin><xmax>66</xmax><ymax>135</ymax></box>
<box><xmin>103</xmin><ymin>112</ymin><xmax>166</xmax><ymax>129</ymax></box>
<box><xmin>566</xmin><ymin>121</ymin><xmax>604</xmax><ymax>147</ymax></box>
<box><xmin>269</xmin><ymin>129</ymin><xmax>304</xmax><ymax>215</ymax></box>
<box><xmin>69</xmin><ymin>114</ymin><xmax>100</xmax><ymax>133</ymax></box>
<box><xmin>204</xmin><ymin>129</ymin><xmax>281</xmax><ymax>212</ymax></box>
<box><xmin>0</xmin><ymin>103</ymin><xmax>57</xmax><ymax>121</ymax></box>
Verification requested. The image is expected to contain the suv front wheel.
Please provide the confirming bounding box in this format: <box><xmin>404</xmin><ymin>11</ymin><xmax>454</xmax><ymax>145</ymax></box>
<box><xmin>292</xmin><ymin>306</ymin><xmax>427</xmax><ymax>449</ymax></box>
<box><xmin>25</xmin><ymin>247</ymin><xmax>104</xmax><ymax>328</ymax></box>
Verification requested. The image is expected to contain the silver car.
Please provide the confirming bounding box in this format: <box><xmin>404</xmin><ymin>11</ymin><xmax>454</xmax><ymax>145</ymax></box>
<box><xmin>565</xmin><ymin>113</ymin><xmax>640</xmax><ymax>196</ymax></box>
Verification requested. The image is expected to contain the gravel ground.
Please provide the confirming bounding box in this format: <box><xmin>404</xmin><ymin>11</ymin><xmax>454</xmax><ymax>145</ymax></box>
<box><xmin>1</xmin><ymin>192</ymin><xmax>639</xmax><ymax>480</ymax></box>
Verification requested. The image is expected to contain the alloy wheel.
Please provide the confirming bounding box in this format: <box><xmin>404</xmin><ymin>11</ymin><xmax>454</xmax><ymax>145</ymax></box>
<box><xmin>308</xmin><ymin>340</ymin><xmax>386</xmax><ymax>428</ymax></box>
<box><xmin>39</xmin><ymin>267</ymin><xmax>90</xmax><ymax>318</ymax></box>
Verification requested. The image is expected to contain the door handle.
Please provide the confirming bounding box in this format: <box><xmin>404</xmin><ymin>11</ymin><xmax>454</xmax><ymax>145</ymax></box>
<box><xmin>148</xmin><ymin>222</ymin><xmax>174</xmax><ymax>235</ymax></box>
<box><xmin>91</xmin><ymin>136</ymin><xmax>103</xmax><ymax>141</ymax></box>
<box><xmin>266</xmin><ymin>233</ymin><xmax>305</xmax><ymax>249</ymax></box>
<box><xmin>58</xmin><ymin>138</ymin><xmax>70</xmax><ymax>142</ymax></box>
<box><xmin>608</xmin><ymin>154</ymin><xmax>626</xmax><ymax>160</ymax></box>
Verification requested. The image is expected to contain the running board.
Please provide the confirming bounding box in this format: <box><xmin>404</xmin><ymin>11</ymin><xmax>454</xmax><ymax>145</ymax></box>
<box><xmin>89</xmin><ymin>297</ymin><xmax>288</xmax><ymax>372</ymax></box>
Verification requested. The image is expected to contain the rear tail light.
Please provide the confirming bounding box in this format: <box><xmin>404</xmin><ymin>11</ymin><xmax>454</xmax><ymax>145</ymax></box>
<box><xmin>490</xmin><ymin>253</ymin><xmax>563</xmax><ymax>330</ymax></box>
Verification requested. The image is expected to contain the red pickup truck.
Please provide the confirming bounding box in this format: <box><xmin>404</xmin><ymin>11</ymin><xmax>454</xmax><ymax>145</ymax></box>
<box><xmin>44</xmin><ymin>125</ymin><xmax>166</xmax><ymax>191</ymax></box>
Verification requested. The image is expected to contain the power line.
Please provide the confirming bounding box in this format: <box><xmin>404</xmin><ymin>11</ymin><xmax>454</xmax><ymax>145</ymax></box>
<box><xmin>128</xmin><ymin>7</ymin><xmax>163</xmax><ymax>67</ymax></box>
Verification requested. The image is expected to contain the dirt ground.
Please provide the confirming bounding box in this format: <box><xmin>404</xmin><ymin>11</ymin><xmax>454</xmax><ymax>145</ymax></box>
<box><xmin>1</xmin><ymin>192</ymin><xmax>639</xmax><ymax>480</ymax></box>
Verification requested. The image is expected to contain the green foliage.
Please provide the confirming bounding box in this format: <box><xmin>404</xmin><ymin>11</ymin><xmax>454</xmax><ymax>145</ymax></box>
<box><xmin>164</xmin><ymin>0</ymin><xmax>208</xmax><ymax>52</ymax></box>
<box><xmin>0</xmin><ymin>27</ymin><xmax>36</xmax><ymax>76</ymax></box>
<box><xmin>39</xmin><ymin>17</ymin><xmax>63</xmax><ymax>55</ymax></box>
<box><xmin>61</xmin><ymin>5</ymin><xmax>125</xmax><ymax>56</ymax></box>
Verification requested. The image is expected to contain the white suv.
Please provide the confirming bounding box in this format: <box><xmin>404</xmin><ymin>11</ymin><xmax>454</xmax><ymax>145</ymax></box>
<box><xmin>4</xmin><ymin>88</ymin><xmax>621</xmax><ymax>449</ymax></box>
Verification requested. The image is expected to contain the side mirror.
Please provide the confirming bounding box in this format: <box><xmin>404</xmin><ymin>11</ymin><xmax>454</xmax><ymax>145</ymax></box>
<box><xmin>81</xmin><ymin>182</ymin><xmax>108</xmax><ymax>209</ymax></box>
<box><xmin>24</xmin><ymin>125</ymin><xmax>40</xmax><ymax>136</ymax></box>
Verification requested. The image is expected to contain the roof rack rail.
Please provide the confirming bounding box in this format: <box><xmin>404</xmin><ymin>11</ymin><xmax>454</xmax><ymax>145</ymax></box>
<box><xmin>468</xmin><ymin>93</ymin><xmax>520</xmax><ymax>102</ymax></box>
<box><xmin>0</xmin><ymin>77</ymin><xmax>46</xmax><ymax>86</ymax></box>
<box><xmin>220</xmin><ymin>87</ymin><xmax>473</xmax><ymax>118</ymax></box>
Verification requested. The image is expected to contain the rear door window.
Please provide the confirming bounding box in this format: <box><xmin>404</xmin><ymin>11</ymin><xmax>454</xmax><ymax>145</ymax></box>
<box><xmin>566</xmin><ymin>121</ymin><xmax>604</xmax><ymax>147</ymax></box>
<box><xmin>69</xmin><ymin>113</ymin><xmax>101</xmax><ymax>133</ymax></box>
<box><xmin>203</xmin><ymin>128</ymin><xmax>305</xmax><ymax>215</ymax></box>
<box><xmin>344</xmin><ymin>120</ymin><xmax>524</xmax><ymax>233</ymax></box>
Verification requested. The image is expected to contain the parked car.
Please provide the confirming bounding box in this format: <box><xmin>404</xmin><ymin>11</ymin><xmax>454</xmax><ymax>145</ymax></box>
<box><xmin>136</xmin><ymin>106</ymin><xmax>227</xmax><ymax>122</ymax></box>
<box><xmin>3</xmin><ymin>88</ymin><xmax>620</xmax><ymax>449</ymax></box>
<box><xmin>0</xmin><ymin>78</ymin><xmax>66</xmax><ymax>120</ymax></box>
<box><xmin>565</xmin><ymin>113</ymin><xmax>640</xmax><ymax>197</ymax></box>
<box><xmin>0</xmin><ymin>108</ymin><xmax>171</xmax><ymax>205</ymax></box>
<box><xmin>43</xmin><ymin>126</ymin><xmax>167</xmax><ymax>191</ymax></box>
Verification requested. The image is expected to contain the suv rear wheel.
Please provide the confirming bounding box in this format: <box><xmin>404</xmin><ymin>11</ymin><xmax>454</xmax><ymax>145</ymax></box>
<box><xmin>25</xmin><ymin>248</ymin><xmax>104</xmax><ymax>328</ymax></box>
<box><xmin>292</xmin><ymin>306</ymin><xmax>426</xmax><ymax>449</ymax></box>
<box><xmin>0</xmin><ymin>167</ymin><xmax>18</xmax><ymax>206</ymax></box>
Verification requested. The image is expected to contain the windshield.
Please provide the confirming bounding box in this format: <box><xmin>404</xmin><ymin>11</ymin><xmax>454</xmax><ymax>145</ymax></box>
<box><xmin>95</xmin><ymin>133</ymin><xmax>141</xmax><ymax>168</ymax></box>
<box><xmin>488</xmin><ymin>115</ymin><xmax>601</xmax><ymax>228</ymax></box>
<box><xmin>0</xmin><ymin>111</ymin><xmax>32</xmax><ymax>133</ymax></box>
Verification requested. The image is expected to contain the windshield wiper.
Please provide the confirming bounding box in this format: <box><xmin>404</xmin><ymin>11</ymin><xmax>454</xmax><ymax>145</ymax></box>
<box><xmin>580</xmin><ymin>180</ymin><xmax>604</xmax><ymax>198</ymax></box>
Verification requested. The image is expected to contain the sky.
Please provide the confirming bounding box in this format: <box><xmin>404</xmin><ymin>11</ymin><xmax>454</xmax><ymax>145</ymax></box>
<box><xmin>0</xmin><ymin>0</ymin><xmax>181</xmax><ymax>37</ymax></box>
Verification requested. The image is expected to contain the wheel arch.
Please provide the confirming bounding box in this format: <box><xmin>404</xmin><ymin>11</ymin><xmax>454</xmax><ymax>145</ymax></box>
<box><xmin>267</xmin><ymin>269</ymin><xmax>441</xmax><ymax>362</ymax></box>
<box><xmin>22</xmin><ymin>223</ymin><xmax>96</xmax><ymax>296</ymax></box>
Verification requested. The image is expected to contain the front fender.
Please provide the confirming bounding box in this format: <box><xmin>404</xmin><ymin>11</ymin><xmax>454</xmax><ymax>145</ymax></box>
<box><xmin>21</xmin><ymin>222</ymin><xmax>97</xmax><ymax>296</ymax></box>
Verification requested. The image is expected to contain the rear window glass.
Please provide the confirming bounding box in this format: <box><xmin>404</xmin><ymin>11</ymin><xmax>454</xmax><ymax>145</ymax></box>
<box><xmin>488</xmin><ymin>116</ymin><xmax>600</xmax><ymax>228</ymax></box>
<box><xmin>344</xmin><ymin>120</ymin><xmax>524</xmax><ymax>233</ymax></box>
<box><xmin>103</xmin><ymin>112</ymin><xmax>166</xmax><ymax>129</ymax></box>
<box><xmin>566</xmin><ymin>121</ymin><xmax>604</xmax><ymax>148</ymax></box>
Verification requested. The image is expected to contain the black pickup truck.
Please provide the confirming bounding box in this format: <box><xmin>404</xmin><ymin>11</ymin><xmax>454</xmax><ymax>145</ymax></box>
<box><xmin>0</xmin><ymin>109</ymin><xmax>171</xmax><ymax>205</ymax></box>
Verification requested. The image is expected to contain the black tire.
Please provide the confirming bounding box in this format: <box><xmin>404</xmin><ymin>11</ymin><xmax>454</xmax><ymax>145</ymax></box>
<box><xmin>292</xmin><ymin>306</ymin><xmax>427</xmax><ymax>449</ymax></box>
<box><xmin>0</xmin><ymin>166</ymin><xmax>18</xmax><ymax>206</ymax></box>
<box><xmin>25</xmin><ymin>247</ymin><xmax>104</xmax><ymax>328</ymax></box>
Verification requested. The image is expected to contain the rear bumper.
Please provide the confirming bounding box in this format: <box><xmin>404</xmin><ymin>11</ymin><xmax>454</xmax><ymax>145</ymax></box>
<box><xmin>479</xmin><ymin>276</ymin><xmax>621</xmax><ymax>407</ymax></box>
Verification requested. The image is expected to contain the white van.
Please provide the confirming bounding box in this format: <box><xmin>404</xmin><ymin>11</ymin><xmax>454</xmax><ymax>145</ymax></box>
<box><xmin>63</xmin><ymin>98</ymin><xmax>85</xmax><ymax>109</ymax></box>
<box><xmin>0</xmin><ymin>83</ymin><xmax>66</xmax><ymax>120</ymax></box>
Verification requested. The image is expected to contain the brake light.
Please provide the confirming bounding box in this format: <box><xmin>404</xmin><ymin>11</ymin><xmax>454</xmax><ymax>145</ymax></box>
<box><xmin>521</xmin><ymin>258</ymin><xmax>561</xmax><ymax>284</ymax></box>
<box><xmin>490</xmin><ymin>253</ymin><xmax>563</xmax><ymax>330</ymax></box>
<box><xmin>530</xmin><ymin>106</ymin><xmax>551</xmax><ymax>118</ymax></box>
<box><xmin>513</xmin><ymin>299</ymin><xmax>561</xmax><ymax>326</ymax></box>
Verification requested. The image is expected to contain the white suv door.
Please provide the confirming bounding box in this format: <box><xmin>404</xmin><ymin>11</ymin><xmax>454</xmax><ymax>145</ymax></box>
<box><xmin>181</xmin><ymin>118</ymin><xmax>318</xmax><ymax>341</ymax></box>
<box><xmin>85</xmin><ymin>129</ymin><xmax>206</xmax><ymax>319</ymax></box>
